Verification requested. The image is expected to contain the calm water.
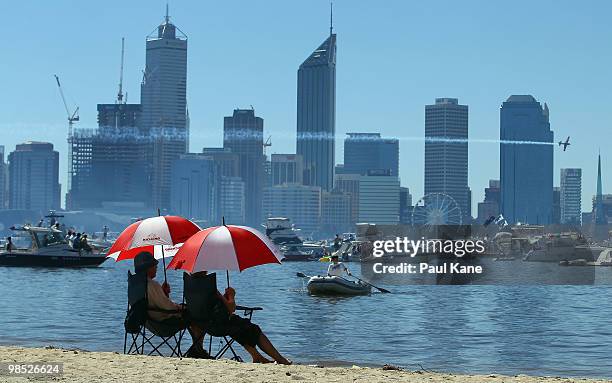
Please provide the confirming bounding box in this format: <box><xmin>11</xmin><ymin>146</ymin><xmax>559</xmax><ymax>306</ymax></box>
<box><xmin>1</xmin><ymin>260</ymin><xmax>612</xmax><ymax>378</ymax></box>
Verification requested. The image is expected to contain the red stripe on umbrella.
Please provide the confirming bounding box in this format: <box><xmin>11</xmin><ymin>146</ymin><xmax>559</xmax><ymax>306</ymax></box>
<box><xmin>227</xmin><ymin>226</ymin><xmax>282</xmax><ymax>271</ymax></box>
<box><xmin>167</xmin><ymin>225</ymin><xmax>283</xmax><ymax>274</ymax></box>
<box><xmin>166</xmin><ymin>227</ymin><xmax>216</xmax><ymax>271</ymax></box>
<box><xmin>107</xmin><ymin>215</ymin><xmax>200</xmax><ymax>260</ymax></box>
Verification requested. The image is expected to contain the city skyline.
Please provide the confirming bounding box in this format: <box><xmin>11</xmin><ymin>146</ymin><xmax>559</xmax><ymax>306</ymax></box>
<box><xmin>0</xmin><ymin>1</ymin><xmax>610</xmax><ymax>213</ymax></box>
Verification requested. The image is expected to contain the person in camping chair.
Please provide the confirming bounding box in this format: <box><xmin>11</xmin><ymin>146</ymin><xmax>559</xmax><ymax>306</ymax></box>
<box><xmin>327</xmin><ymin>254</ymin><xmax>352</xmax><ymax>277</ymax></box>
<box><xmin>190</xmin><ymin>271</ymin><xmax>292</xmax><ymax>365</ymax></box>
<box><xmin>134</xmin><ymin>252</ymin><xmax>209</xmax><ymax>358</ymax></box>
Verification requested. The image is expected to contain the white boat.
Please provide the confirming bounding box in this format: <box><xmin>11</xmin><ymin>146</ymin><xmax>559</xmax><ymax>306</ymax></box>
<box><xmin>264</xmin><ymin>217</ymin><xmax>303</xmax><ymax>245</ymax></box>
<box><xmin>0</xmin><ymin>225</ymin><xmax>107</xmax><ymax>267</ymax></box>
<box><xmin>306</xmin><ymin>276</ymin><xmax>371</xmax><ymax>296</ymax></box>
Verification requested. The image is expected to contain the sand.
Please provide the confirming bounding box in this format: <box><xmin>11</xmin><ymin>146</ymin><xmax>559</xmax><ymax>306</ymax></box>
<box><xmin>0</xmin><ymin>346</ymin><xmax>607</xmax><ymax>383</ymax></box>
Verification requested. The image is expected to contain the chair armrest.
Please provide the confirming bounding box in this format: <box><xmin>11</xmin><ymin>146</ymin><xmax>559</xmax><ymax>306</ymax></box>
<box><xmin>148</xmin><ymin>307</ymin><xmax>182</xmax><ymax>314</ymax></box>
<box><xmin>236</xmin><ymin>305</ymin><xmax>263</xmax><ymax>311</ymax></box>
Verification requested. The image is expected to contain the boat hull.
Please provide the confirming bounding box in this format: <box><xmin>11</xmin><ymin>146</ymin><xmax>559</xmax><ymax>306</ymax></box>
<box><xmin>307</xmin><ymin>276</ymin><xmax>371</xmax><ymax>296</ymax></box>
<box><xmin>0</xmin><ymin>253</ymin><xmax>108</xmax><ymax>267</ymax></box>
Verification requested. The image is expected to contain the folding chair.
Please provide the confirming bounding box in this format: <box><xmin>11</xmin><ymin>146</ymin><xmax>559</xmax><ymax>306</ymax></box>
<box><xmin>123</xmin><ymin>271</ymin><xmax>186</xmax><ymax>357</ymax></box>
<box><xmin>182</xmin><ymin>272</ymin><xmax>262</xmax><ymax>361</ymax></box>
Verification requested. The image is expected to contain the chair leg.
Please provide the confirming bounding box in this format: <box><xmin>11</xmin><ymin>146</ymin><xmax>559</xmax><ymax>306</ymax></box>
<box><xmin>123</xmin><ymin>331</ymin><xmax>128</xmax><ymax>354</ymax></box>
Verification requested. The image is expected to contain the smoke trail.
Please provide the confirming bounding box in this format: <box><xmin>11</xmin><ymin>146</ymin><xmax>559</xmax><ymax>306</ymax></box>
<box><xmin>214</xmin><ymin>130</ymin><xmax>554</xmax><ymax>146</ymax></box>
<box><xmin>67</xmin><ymin>126</ymin><xmax>554</xmax><ymax>147</ymax></box>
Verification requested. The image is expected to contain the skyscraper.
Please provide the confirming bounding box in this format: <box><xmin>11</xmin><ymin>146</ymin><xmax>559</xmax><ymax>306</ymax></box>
<box><xmin>343</xmin><ymin>133</ymin><xmax>399</xmax><ymax>176</ymax></box>
<box><xmin>141</xmin><ymin>8</ymin><xmax>188</xmax><ymax>210</ymax></box>
<box><xmin>477</xmin><ymin>180</ymin><xmax>500</xmax><ymax>223</ymax></box>
<box><xmin>296</xmin><ymin>12</ymin><xmax>336</xmax><ymax>191</ymax></box>
<box><xmin>594</xmin><ymin>153</ymin><xmax>606</xmax><ymax>225</ymax></box>
<box><xmin>0</xmin><ymin>146</ymin><xmax>6</xmax><ymax>210</ymax></box>
<box><xmin>500</xmin><ymin>95</ymin><xmax>554</xmax><ymax>224</ymax></box>
<box><xmin>271</xmin><ymin>154</ymin><xmax>303</xmax><ymax>186</ymax></box>
<box><xmin>560</xmin><ymin>168</ymin><xmax>582</xmax><ymax>225</ymax></box>
<box><xmin>358</xmin><ymin>175</ymin><xmax>400</xmax><ymax>224</ymax></box>
<box><xmin>8</xmin><ymin>142</ymin><xmax>61</xmax><ymax>212</ymax></box>
<box><xmin>223</xmin><ymin>109</ymin><xmax>264</xmax><ymax>227</ymax></box>
<box><xmin>262</xmin><ymin>184</ymin><xmax>321</xmax><ymax>235</ymax></box>
<box><xmin>424</xmin><ymin>98</ymin><xmax>469</xmax><ymax>219</ymax></box>
<box><xmin>170</xmin><ymin>154</ymin><xmax>218</xmax><ymax>223</ymax></box>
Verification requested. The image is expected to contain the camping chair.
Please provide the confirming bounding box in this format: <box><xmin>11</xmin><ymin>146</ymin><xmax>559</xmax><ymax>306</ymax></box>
<box><xmin>182</xmin><ymin>272</ymin><xmax>262</xmax><ymax>361</ymax></box>
<box><xmin>123</xmin><ymin>271</ymin><xmax>186</xmax><ymax>357</ymax></box>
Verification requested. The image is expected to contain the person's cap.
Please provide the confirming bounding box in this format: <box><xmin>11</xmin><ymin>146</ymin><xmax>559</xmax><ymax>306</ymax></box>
<box><xmin>331</xmin><ymin>254</ymin><xmax>339</xmax><ymax>259</ymax></box>
<box><xmin>134</xmin><ymin>251</ymin><xmax>158</xmax><ymax>273</ymax></box>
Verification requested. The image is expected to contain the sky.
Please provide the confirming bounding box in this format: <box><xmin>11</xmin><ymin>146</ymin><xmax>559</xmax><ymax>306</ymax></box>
<box><xmin>0</xmin><ymin>0</ymin><xmax>610</xmax><ymax>214</ymax></box>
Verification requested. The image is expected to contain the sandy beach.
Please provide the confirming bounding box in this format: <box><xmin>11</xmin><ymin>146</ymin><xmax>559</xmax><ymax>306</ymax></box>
<box><xmin>0</xmin><ymin>346</ymin><xmax>607</xmax><ymax>383</ymax></box>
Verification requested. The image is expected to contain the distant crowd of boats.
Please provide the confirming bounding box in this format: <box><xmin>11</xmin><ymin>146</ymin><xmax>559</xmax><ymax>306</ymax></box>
<box><xmin>0</xmin><ymin>214</ymin><xmax>610</xmax><ymax>268</ymax></box>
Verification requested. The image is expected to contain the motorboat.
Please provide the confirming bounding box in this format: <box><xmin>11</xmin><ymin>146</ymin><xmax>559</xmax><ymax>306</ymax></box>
<box><xmin>264</xmin><ymin>217</ymin><xmax>303</xmax><ymax>245</ymax></box>
<box><xmin>306</xmin><ymin>276</ymin><xmax>371</xmax><ymax>296</ymax></box>
<box><xmin>0</xmin><ymin>224</ymin><xmax>108</xmax><ymax>267</ymax></box>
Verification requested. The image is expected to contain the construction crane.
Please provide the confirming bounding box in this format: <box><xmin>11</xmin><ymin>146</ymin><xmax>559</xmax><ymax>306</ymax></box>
<box><xmin>54</xmin><ymin>74</ymin><xmax>80</xmax><ymax>195</ymax></box>
<box><xmin>117</xmin><ymin>37</ymin><xmax>125</xmax><ymax>104</ymax></box>
<box><xmin>54</xmin><ymin>74</ymin><xmax>79</xmax><ymax>136</ymax></box>
<box><xmin>263</xmin><ymin>135</ymin><xmax>272</xmax><ymax>156</ymax></box>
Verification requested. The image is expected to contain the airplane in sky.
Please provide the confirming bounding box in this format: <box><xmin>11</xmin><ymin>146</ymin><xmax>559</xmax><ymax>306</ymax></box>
<box><xmin>558</xmin><ymin>136</ymin><xmax>570</xmax><ymax>151</ymax></box>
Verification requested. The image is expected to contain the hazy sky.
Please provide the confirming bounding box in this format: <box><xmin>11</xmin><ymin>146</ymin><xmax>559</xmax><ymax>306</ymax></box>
<box><xmin>1</xmin><ymin>0</ymin><xmax>610</xmax><ymax>213</ymax></box>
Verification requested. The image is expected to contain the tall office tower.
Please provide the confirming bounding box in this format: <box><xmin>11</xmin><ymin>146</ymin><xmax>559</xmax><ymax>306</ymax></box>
<box><xmin>500</xmin><ymin>95</ymin><xmax>554</xmax><ymax>224</ymax></box>
<box><xmin>477</xmin><ymin>180</ymin><xmax>501</xmax><ymax>223</ymax></box>
<box><xmin>552</xmin><ymin>187</ymin><xmax>561</xmax><ymax>224</ymax></box>
<box><xmin>220</xmin><ymin>176</ymin><xmax>246</xmax><ymax>225</ymax></box>
<box><xmin>399</xmin><ymin>186</ymin><xmax>412</xmax><ymax>224</ymax></box>
<box><xmin>424</xmin><ymin>98</ymin><xmax>469</xmax><ymax>219</ymax></box>
<box><xmin>560</xmin><ymin>168</ymin><xmax>582</xmax><ymax>225</ymax></box>
<box><xmin>593</xmin><ymin>154</ymin><xmax>606</xmax><ymax>225</ymax></box>
<box><xmin>321</xmin><ymin>189</ymin><xmax>352</xmax><ymax>235</ymax></box>
<box><xmin>0</xmin><ymin>146</ymin><xmax>6</xmax><ymax>209</ymax></box>
<box><xmin>90</xmin><ymin>104</ymin><xmax>149</xmax><ymax>208</ymax></box>
<box><xmin>271</xmin><ymin>154</ymin><xmax>303</xmax><ymax>186</ymax></box>
<box><xmin>223</xmin><ymin>109</ymin><xmax>264</xmax><ymax>226</ymax></box>
<box><xmin>334</xmin><ymin>173</ymin><xmax>360</xmax><ymax>225</ymax></box>
<box><xmin>170</xmin><ymin>154</ymin><xmax>219</xmax><ymax>223</ymax></box>
<box><xmin>262</xmin><ymin>184</ymin><xmax>321</xmax><ymax>235</ymax></box>
<box><xmin>296</xmin><ymin>15</ymin><xmax>336</xmax><ymax>191</ymax></box>
<box><xmin>141</xmin><ymin>8</ymin><xmax>188</xmax><ymax>210</ymax></box>
<box><xmin>343</xmin><ymin>133</ymin><xmax>399</xmax><ymax>176</ymax></box>
<box><xmin>358</xmin><ymin>174</ymin><xmax>400</xmax><ymax>224</ymax></box>
<box><xmin>201</xmin><ymin>148</ymin><xmax>240</xmax><ymax>178</ymax></box>
<box><xmin>8</xmin><ymin>142</ymin><xmax>61</xmax><ymax>212</ymax></box>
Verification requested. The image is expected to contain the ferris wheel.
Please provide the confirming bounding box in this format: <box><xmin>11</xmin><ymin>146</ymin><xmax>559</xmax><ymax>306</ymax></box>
<box><xmin>411</xmin><ymin>193</ymin><xmax>463</xmax><ymax>227</ymax></box>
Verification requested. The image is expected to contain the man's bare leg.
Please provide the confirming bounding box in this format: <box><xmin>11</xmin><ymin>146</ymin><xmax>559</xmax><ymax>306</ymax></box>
<box><xmin>243</xmin><ymin>345</ymin><xmax>272</xmax><ymax>363</ymax></box>
<box><xmin>257</xmin><ymin>333</ymin><xmax>292</xmax><ymax>365</ymax></box>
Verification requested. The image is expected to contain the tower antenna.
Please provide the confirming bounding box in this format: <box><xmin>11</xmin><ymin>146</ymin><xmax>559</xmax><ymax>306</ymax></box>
<box><xmin>165</xmin><ymin>3</ymin><xmax>170</xmax><ymax>23</ymax></box>
<box><xmin>329</xmin><ymin>2</ymin><xmax>333</xmax><ymax>36</ymax></box>
<box><xmin>117</xmin><ymin>37</ymin><xmax>125</xmax><ymax>104</ymax></box>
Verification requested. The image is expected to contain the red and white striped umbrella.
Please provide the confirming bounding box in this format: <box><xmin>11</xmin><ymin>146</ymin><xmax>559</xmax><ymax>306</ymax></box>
<box><xmin>167</xmin><ymin>225</ymin><xmax>283</xmax><ymax>274</ymax></box>
<box><xmin>107</xmin><ymin>216</ymin><xmax>200</xmax><ymax>261</ymax></box>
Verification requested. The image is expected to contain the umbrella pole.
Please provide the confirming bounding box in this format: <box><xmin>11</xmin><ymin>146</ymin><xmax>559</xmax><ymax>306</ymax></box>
<box><xmin>161</xmin><ymin>246</ymin><xmax>168</xmax><ymax>284</ymax></box>
<box><xmin>226</xmin><ymin>270</ymin><xmax>230</xmax><ymax>289</ymax></box>
<box><xmin>156</xmin><ymin>208</ymin><xmax>167</xmax><ymax>284</ymax></box>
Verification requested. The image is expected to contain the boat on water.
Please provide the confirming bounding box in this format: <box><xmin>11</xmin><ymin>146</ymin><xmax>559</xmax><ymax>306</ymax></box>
<box><xmin>0</xmin><ymin>223</ymin><xmax>107</xmax><ymax>267</ymax></box>
<box><xmin>264</xmin><ymin>217</ymin><xmax>303</xmax><ymax>245</ymax></box>
<box><xmin>306</xmin><ymin>276</ymin><xmax>371</xmax><ymax>296</ymax></box>
<box><xmin>281</xmin><ymin>242</ymin><xmax>326</xmax><ymax>262</ymax></box>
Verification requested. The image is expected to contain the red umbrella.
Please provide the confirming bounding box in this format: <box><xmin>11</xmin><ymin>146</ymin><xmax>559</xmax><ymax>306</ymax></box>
<box><xmin>107</xmin><ymin>215</ymin><xmax>200</xmax><ymax>280</ymax></box>
<box><xmin>167</xmin><ymin>224</ymin><xmax>283</xmax><ymax>287</ymax></box>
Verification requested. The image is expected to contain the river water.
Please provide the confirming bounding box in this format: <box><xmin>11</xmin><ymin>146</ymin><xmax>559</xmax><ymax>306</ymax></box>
<box><xmin>1</xmin><ymin>260</ymin><xmax>612</xmax><ymax>378</ymax></box>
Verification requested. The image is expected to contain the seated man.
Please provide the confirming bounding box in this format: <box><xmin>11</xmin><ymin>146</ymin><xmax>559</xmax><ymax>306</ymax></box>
<box><xmin>134</xmin><ymin>252</ymin><xmax>209</xmax><ymax>358</ymax></box>
<box><xmin>80</xmin><ymin>234</ymin><xmax>92</xmax><ymax>252</ymax></box>
<box><xmin>327</xmin><ymin>254</ymin><xmax>352</xmax><ymax>277</ymax></box>
<box><xmin>190</xmin><ymin>271</ymin><xmax>291</xmax><ymax>364</ymax></box>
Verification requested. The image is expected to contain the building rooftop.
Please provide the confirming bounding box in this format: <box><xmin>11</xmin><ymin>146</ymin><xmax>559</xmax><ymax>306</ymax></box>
<box><xmin>506</xmin><ymin>95</ymin><xmax>537</xmax><ymax>103</ymax></box>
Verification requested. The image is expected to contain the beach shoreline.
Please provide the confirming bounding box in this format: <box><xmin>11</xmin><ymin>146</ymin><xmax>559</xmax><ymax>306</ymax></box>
<box><xmin>0</xmin><ymin>346</ymin><xmax>607</xmax><ymax>383</ymax></box>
